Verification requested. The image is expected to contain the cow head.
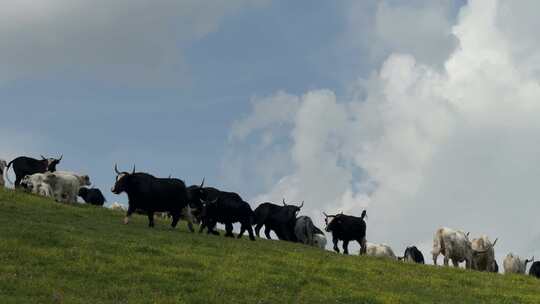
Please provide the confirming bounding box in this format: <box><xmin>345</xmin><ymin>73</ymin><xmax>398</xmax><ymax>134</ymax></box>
<box><xmin>186</xmin><ymin>178</ymin><xmax>207</xmax><ymax>219</ymax></box>
<box><xmin>282</xmin><ymin>198</ymin><xmax>303</xmax><ymax>220</ymax></box>
<box><xmin>42</xmin><ymin>155</ymin><xmax>62</xmax><ymax>172</ymax></box>
<box><xmin>324</xmin><ymin>212</ymin><xmax>339</xmax><ymax>232</ymax></box>
<box><xmin>79</xmin><ymin>175</ymin><xmax>91</xmax><ymax>186</ymax></box>
<box><xmin>200</xmin><ymin>197</ymin><xmax>218</xmax><ymax>219</ymax></box>
<box><xmin>111</xmin><ymin>164</ymin><xmax>135</xmax><ymax>194</ymax></box>
<box><xmin>78</xmin><ymin>187</ymin><xmax>88</xmax><ymax>198</ymax></box>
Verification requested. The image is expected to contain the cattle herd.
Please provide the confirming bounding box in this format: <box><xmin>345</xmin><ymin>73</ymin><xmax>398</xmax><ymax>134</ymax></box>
<box><xmin>1</xmin><ymin>155</ymin><xmax>540</xmax><ymax>280</ymax></box>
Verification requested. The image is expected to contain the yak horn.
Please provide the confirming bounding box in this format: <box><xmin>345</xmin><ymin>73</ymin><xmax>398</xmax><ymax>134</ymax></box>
<box><xmin>114</xmin><ymin>164</ymin><xmax>121</xmax><ymax>175</ymax></box>
<box><xmin>282</xmin><ymin>198</ymin><xmax>287</xmax><ymax>206</ymax></box>
<box><xmin>299</xmin><ymin>201</ymin><xmax>304</xmax><ymax>209</ymax></box>
<box><xmin>132</xmin><ymin>165</ymin><xmax>136</xmax><ymax>174</ymax></box>
<box><xmin>58</xmin><ymin>154</ymin><xmax>63</xmax><ymax>161</ymax></box>
<box><xmin>200</xmin><ymin>177</ymin><xmax>205</xmax><ymax>188</ymax></box>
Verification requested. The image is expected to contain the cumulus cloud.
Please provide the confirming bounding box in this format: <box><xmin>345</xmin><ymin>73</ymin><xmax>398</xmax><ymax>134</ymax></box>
<box><xmin>341</xmin><ymin>0</ymin><xmax>458</xmax><ymax>72</ymax></box>
<box><xmin>0</xmin><ymin>0</ymin><xmax>266</xmax><ymax>85</ymax></box>
<box><xmin>226</xmin><ymin>0</ymin><xmax>540</xmax><ymax>265</ymax></box>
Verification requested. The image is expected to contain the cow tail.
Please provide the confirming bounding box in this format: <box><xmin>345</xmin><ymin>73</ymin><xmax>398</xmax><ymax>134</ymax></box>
<box><xmin>5</xmin><ymin>159</ymin><xmax>14</xmax><ymax>185</ymax></box>
<box><xmin>361</xmin><ymin>210</ymin><xmax>367</xmax><ymax>220</ymax></box>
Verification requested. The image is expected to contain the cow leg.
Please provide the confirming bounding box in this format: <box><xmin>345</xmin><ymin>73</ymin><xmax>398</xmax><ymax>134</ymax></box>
<box><xmin>147</xmin><ymin>211</ymin><xmax>155</xmax><ymax>228</ymax></box>
<box><xmin>246</xmin><ymin>225</ymin><xmax>256</xmax><ymax>241</ymax></box>
<box><xmin>170</xmin><ymin>213</ymin><xmax>180</xmax><ymax>228</ymax></box>
<box><xmin>359</xmin><ymin>238</ymin><xmax>367</xmax><ymax>255</ymax></box>
<box><xmin>199</xmin><ymin>220</ymin><xmax>207</xmax><ymax>233</ymax></box>
<box><xmin>264</xmin><ymin>227</ymin><xmax>273</xmax><ymax>239</ymax></box>
<box><xmin>443</xmin><ymin>256</ymin><xmax>449</xmax><ymax>266</ymax></box>
<box><xmin>206</xmin><ymin>220</ymin><xmax>219</xmax><ymax>235</ymax></box>
<box><xmin>187</xmin><ymin>221</ymin><xmax>194</xmax><ymax>233</ymax></box>
<box><xmin>255</xmin><ymin>224</ymin><xmax>263</xmax><ymax>238</ymax></box>
<box><xmin>433</xmin><ymin>253</ymin><xmax>438</xmax><ymax>266</ymax></box>
<box><xmin>124</xmin><ymin>206</ymin><xmax>135</xmax><ymax>224</ymax></box>
<box><xmin>238</xmin><ymin>224</ymin><xmax>247</xmax><ymax>239</ymax></box>
<box><xmin>333</xmin><ymin>238</ymin><xmax>340</xmax><ymax>253</ymax></box>
<box><xmin>225</xmin><ymin>223</ymin><xmax>234</xmax><ymax>237</ymax></box>
<box><xmin>342</xmin><ymin>240</ymin><xmax>350</xmax><ymax>255</ymax></box>
<box><xmin>453</xmin><ymin>259</ymin><xmax>459</xmax><ymax>268</ymax></box>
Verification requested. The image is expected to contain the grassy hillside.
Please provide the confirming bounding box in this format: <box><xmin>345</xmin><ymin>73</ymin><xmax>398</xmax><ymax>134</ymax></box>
<box><xmin>0</xmin><ymin>189</ymin><xmax>539</xmax><ymax>304</ymax></box>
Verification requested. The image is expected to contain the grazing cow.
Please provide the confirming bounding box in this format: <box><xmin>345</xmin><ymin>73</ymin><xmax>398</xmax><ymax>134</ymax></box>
<box><xmin>432</xmin><ymin>227</ymin><xmax>493</xmax><ymax>269</ymax></box>
<box><xmin>366</xmin><ymin>243</ymin><xmax>397</xmax><ymax>259</ymax></box>
<box><xmin>529</xmin><ymin>261</ymin><xmax>540</xmax><ymax>278</ymax></box>
<box><xmin>0</xmin><ymin>159</ymin><xmax>7</xmax><ymax>187</ymax></box>
<box><xmin>398</xmin><ymin>246</ymin><xmax>425</xmax><ymax>264</ymax></box>
<box><xmin>5</xmin><ymin>155</ymin><xmax>62</xmax><ymax>187</ymax></box>
<box><xmin>197</xmin><ymin>192</ymin><xmax>256</xmax><ymax>241</ymax></box>
<box><xmin>254</xmin><ymin>199</ymin><xmax>303</xmax><ymax>241</ymax></box>
<box><xmin>78</xmin><ymin>187</ymin><xmax>106</xmax><ymax>206</ymax></box>
<box><xmin>20</xmin><ymin>173</ymin><xmax>54</xmax><ymax>198</ymax></box>
<box><xmin>313</xmin><ymin>233</ymin><xmax>327</xmax><ymax>249</ymax></box>
<box><xmin>503</xmin><ymin>253</ymin><xmax>534</xmax><ymax>274</ymax></box>
<box><xmin>44</xmin><ymin>171</ymin><xmax>91</xmax><ymax>203</ymax></box>
<box><xmin>324</xmin><ymin>210</ymin><xmax>367</xmax><ymax>255</ymax></box>
<box><xmin>294</xmin><ymin>216</ymin><xmax>317</xmax><ymax>245</ymax></box>
<box><xmin>111</xmin><ymin>165</ymin><xmax>192</xmax><ymax>231</ymax></box>
<box><xmin>471</xmin><ymin>236</ymin><xmax>498</xmax><ymax>272</ymax></box>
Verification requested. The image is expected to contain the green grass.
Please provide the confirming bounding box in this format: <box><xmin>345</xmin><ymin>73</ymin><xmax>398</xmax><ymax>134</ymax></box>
<box><xmin>0</xmin><ymin>189</ymin><xmax>539</xmax><ymax>304</ymax></box>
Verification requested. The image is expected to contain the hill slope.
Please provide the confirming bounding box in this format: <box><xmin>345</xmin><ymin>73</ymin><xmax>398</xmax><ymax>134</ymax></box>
<box><xmin>0</xmin><ymin>189</ymin><xmax>539</xmax><ymax>304</ymax></box>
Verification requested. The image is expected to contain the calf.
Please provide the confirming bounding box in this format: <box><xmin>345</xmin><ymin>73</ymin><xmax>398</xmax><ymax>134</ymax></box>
<box><xmin>366</xmin><ymin>243</ymin><xmax>396</xmax><ymax>259</ymax></box>
<box><xmin>78</xmin><ymin>187</ymin><xmax>106</xmax><ymax>206</ymax></box>
<box><xmin>471</xmin><ymin>236</ymin><xmax>498</xmax><ymax>272</ymax></box>
<box><xmin>45</xmin><ymin>171</ymin><xmax>91</xmax><ymax>203</ymax></box>
<box><xmin>503</xmin><ymin>253</ymin><xmax>534</xmax><ymax>274</ymax></box>
<box><xmin>6</xmin><ymin>155</ymin><xmax>62</xmax><ymax>187</ymax></box>
<box><xmin>398</xmin><ymin>246</ymin><xmax>425</xmax><ymax>264</ymax></box>
<box><xmin>324</xmin><ymin>210</ymin><xmax>367</xmax><ymax>255</ymax></box>
<box><xmin>20</xmin><ymin>173</ymin><xmax>54</xmax><ymax>198</ymax></box>
<box><xmin>529</xmin><ymin>261</ymin><xmax>540</xmax><ymax>278</ymax></box>
<box><xmin>253</xmin><ymin>200</ymin><xmax>303</xmax><ymax>241</ymax></box>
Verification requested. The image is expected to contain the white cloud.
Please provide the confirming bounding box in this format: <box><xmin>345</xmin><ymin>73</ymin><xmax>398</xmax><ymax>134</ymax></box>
<box><xmin>226</xmin><ymin>0</ymin><xmax>540</xmax><ymax>264</ymax></box>
<box><xmin>342</xmin><ymin>0</ymin><xmax>457</xmax><ymax>71</ymax></box>
<box><xmin>0</xmin><ymin>0</ymin><xmax>266</xmax><ymax>85</ymax></box>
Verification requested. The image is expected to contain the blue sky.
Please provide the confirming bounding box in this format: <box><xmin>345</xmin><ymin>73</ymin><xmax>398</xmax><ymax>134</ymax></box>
<box><xmin>10</xmin><ymin>0</ymin><xmax>540</xmax><ymax>265</ymax></box>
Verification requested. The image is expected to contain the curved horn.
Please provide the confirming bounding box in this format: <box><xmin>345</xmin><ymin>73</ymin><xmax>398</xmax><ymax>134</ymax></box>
<box><xmin>466</xmin><ymin>232</ymin><xmax>470</xmax><ymax>238</ymax></box>
<box><xmin>200</xmin><ymin>177</ymin><xmax>205</xmax><ymax>188</ymax></box>
<box><xmin>491</xmin><ymin>238</ymin><xmax>498</xmax><ymax>248</ymax></box>
<box><xmin>299</xmin><ymin>201</ymin><xmax>304</xmax><ymax>209</ymax></box>
<box><xmin>58</xmin><ymin>154</ymin><xmax>63</xmax><ymax>161</ymax></box>
<box><xmin>323</xmin><ymin>212</ymin><xmax>328</xmax><ymax>217</ymax></box>
<box><xmin>282</xmin><ymin>198</ymin><xmax>287</xmax><ymax>206</ymax></box>
<box><xmin>40</xmin><ymin>155</ymin><xmax>46</xmax><ymax>160</ymax></box>
<box><xmin>132</xmin><ymin>165</ymin><xmax>136</xmax><ymax>174</ymax></box>
<box><xmin>114</xmin><ymin>164</ymin><xmax>121</xmax><ymax>175</ymax></box>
